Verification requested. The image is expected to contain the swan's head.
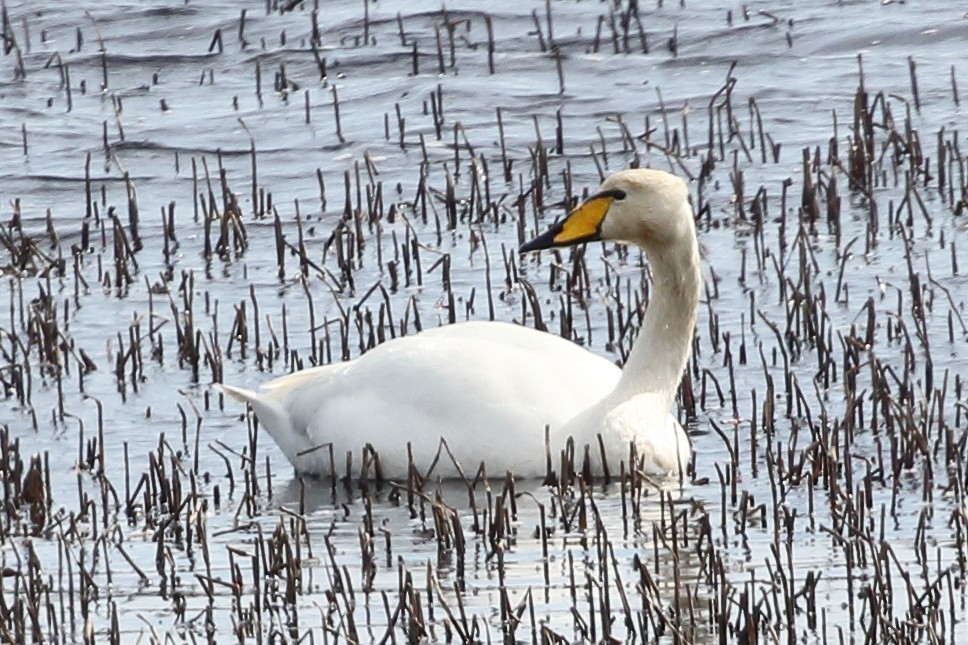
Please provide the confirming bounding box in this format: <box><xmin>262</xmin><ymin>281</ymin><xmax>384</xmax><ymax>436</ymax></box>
<box><xmin>520</xmin><ymin>168</ymin><xmax>693</xmax><ymax>254</ymax></box>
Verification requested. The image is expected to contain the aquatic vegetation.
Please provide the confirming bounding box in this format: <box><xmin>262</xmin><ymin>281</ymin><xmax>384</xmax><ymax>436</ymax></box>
<box><xmin>0</xmin><ymin>1</ymin><xmax>966</xmax><ymax>642</ymax></box>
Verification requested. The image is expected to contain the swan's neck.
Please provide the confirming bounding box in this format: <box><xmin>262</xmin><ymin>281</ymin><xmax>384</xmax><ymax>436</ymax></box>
<box><xmin>612</xmin><ymin>228</ymin><xmax>700</xmax><ymax>404</ymax></box>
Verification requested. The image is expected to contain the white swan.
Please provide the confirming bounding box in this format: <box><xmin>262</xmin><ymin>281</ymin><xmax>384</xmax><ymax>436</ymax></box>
<box><xmin>216</xmin><ymin>168</ymin><xmax>700</xmax><ymax>479</ymax></box>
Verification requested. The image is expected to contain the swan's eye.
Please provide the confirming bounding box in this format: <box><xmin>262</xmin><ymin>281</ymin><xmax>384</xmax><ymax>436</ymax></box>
<box><xmin>612</xmin><ymin>190</ymin><xmax>627</xmax><ymax>201</ymax></box>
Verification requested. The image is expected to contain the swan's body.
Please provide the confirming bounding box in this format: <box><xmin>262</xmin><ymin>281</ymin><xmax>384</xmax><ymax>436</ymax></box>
<box><xmin>218</xmin><ymin>321</ymin><xmax>620</xmax><ymax>476</ymax></box>
<box><xmin>218</xmin><ymin>168</ymin><xmax>700</xmax><ymax>479</ymax></box>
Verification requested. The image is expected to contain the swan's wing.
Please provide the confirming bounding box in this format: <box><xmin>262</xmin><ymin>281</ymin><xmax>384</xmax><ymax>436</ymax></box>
<box><xmin>218</xmin><ymin>320</ymin><xmax>621</xmax><ymax>477</ymax></box>
<box><xmin>309</xmin><ymin>321</ymin><xmax>621</xmax><ymax>475</ymax></box>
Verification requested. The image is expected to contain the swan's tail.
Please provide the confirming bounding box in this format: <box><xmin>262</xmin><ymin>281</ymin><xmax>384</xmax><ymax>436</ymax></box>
<box><xmin>213</xmin><ymin>383</ymin><xmax>292</xmax><ymax>439</ymax></box>
<box><xmin>214</xmin><ymin>382</ymin><xmax>314</xmax><ymax>469</ymax></box>
<box><xmin>213</xmin><ymin>383</ymin><xmax>259</xmax><ymax>405</ymax></box>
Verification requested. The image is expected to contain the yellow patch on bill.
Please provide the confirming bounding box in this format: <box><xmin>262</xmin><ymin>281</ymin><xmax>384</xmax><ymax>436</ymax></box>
<box><xmin>553</xmin><ymin>196</ymin><xmax>613</xmax><ymax>245</ymax></box>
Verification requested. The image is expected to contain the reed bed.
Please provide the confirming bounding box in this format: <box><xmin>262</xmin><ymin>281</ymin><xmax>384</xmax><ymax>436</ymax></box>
<box><xmin>1</xmin><ymin>0</ymin><xmax>966</xmax><ymax>642</ymax></box>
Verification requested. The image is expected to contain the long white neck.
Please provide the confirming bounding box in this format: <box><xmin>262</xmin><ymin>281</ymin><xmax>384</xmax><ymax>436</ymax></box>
<box><xmin>611</xmin><ymin>213</ymin><xmax>700</xmax><ymax>405</ymax></box>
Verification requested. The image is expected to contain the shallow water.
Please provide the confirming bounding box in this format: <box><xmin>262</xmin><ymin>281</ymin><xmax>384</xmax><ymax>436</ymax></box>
<box><xmin>2</xmin><ymin>0</ymin><xmax>968</xmax><ymax>642</ymax></box>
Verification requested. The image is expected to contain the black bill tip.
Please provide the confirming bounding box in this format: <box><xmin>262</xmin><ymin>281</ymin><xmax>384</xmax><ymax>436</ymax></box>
<box><xmin>519</xmin><ymin>223</ymin><xmax>563</xmax><ymax>253</ymax></box>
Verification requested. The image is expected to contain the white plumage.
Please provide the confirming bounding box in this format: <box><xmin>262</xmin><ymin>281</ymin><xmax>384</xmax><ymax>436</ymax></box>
<box><xmin>217</xmin><ymin>168</ymin><xmax>700</xmax><ymax>479</ymax></box>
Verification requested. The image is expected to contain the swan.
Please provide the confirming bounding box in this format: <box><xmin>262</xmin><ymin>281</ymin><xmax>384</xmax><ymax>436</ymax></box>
<box><xmin>216</xmin><ymin>168</ymin><xmax>701</xmax><ymax>479</ymax></box>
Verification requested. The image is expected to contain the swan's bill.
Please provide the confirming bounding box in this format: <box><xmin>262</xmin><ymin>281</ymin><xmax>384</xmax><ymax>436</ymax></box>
<box><xmin>519</xmin><ymin>189</ymin><xmax>626</xmax><ymax>252</ymax></box>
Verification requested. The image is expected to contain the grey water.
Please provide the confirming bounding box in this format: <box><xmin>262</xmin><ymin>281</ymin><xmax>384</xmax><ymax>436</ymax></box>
<box><xmin>1</xmin><ymin>0</ymin><xmax>967</xmax><ymax>641</ymax></box>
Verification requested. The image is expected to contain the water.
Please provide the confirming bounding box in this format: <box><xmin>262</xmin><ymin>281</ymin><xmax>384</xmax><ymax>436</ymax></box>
<box><xmin>1</xmin><ymin>0</ymin><xmax>967</xmax><ymax>641</ymax></box>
